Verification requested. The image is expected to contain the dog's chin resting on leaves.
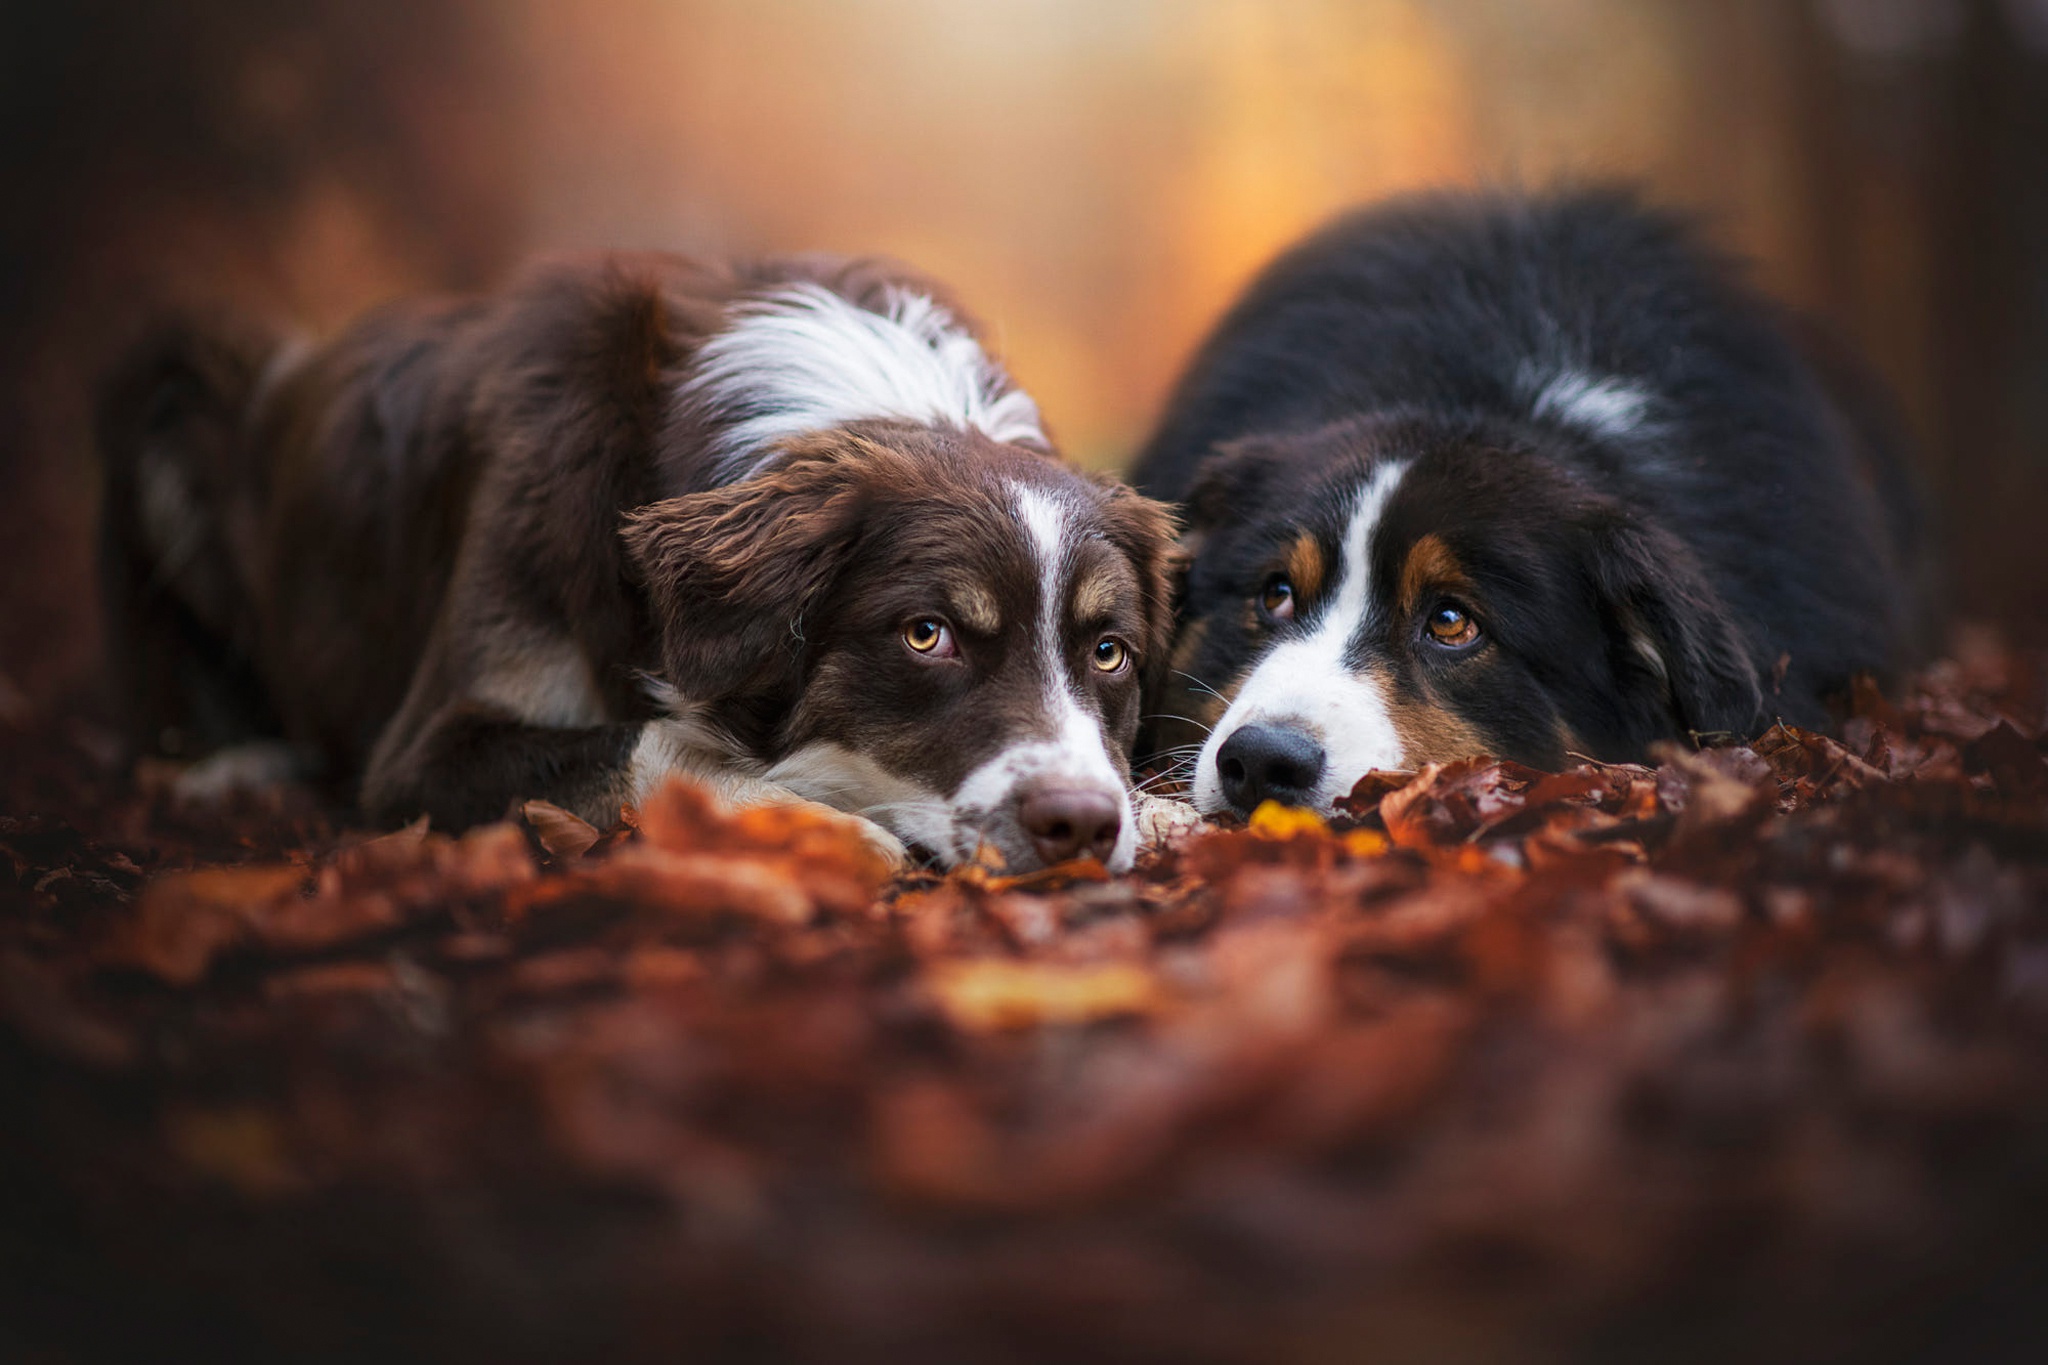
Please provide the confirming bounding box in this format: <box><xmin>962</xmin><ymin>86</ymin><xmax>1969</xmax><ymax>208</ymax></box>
<box><xmin>101</xmin><ymin>254</ymin><xmax>1184</xmax><ymax>873</ymax></box>
<box><xmin>1135</xmin><ymin>187</ymin><xmax>1931</xmax><ymax>818</ymax></box>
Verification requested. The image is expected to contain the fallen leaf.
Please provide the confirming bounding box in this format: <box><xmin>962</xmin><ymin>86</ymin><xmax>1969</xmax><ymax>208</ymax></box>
<box><xmin>1248</xmin><ymin>800</ymin><xmax>1328</xmax><ymax>839</ymax></box>
<box><xmin>107</xmin><ymin>864</ymin><xmax>308</xmax><ymax>984</ymax></box>
<box><xmin>927</xmin><ymin>959</ymin><xmax>1162</xmax><ymax>1030</ymax></box>
<box><xmin>523</xmin><ymin>799</ymin><xmax>602</xmax><ymax>859</ymax></box>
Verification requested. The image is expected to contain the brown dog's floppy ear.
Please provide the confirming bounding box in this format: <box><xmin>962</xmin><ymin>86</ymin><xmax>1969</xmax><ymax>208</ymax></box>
<box><xmin>1587</xmin><ymin>511</ymin><xmax>1763</xmax><ymax>742</ymax></box>
<box><xmin>1089</xmin><ymin>476</ymin><xmax>1183</xmax><ymax>693</ymax></box>
<box><xmin>621</xmin><ymin>435</ymin><xmax>893</xmax><ymax>701</ymax></box>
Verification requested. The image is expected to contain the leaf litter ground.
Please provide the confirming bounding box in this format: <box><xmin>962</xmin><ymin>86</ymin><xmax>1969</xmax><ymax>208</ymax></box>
<box><xmin>4</xmin><ymin>641</ymin><xmax>2048</xmax><ymax>1363</ymax></box>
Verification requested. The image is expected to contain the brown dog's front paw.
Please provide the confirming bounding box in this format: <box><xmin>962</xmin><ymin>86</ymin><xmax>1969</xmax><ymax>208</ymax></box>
<box><xmin>842</xmin><ymin>812</ymin><xmax>911</xmax><ymax>871</ymax></box>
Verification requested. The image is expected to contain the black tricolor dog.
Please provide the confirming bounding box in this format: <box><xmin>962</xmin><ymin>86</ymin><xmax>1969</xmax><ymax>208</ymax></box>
<box><xmin>1136</xmin><ymin>187</ymin><xmax>1929</xmax><ymax>817</ymax></box>
<box><xmin>101</xmin><ymin>254</ymin><xmax>1179</xmax><ymax>871</ymax></box>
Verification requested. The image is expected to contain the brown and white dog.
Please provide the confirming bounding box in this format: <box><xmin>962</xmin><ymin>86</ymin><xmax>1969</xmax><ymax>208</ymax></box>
<box><xmin>100</xmin><ymin>254</ymin><xmax>1180</xmax><ymax>871</ymax></box>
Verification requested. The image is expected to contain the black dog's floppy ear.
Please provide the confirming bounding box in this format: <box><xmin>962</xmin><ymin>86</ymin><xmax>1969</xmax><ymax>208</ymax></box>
<box><xmin>1588</xmin><ymin>511</ymin><xmax>1763</xmax><ymax>742</ymax></box>
<box><xmin>621</xmin><ymin>434</ymin><xmax>896</xmax><ymax>700</ymax></box>
<box><xmin>1180</xmin><ymin>435</ymin><xmax>1290</xmax><ymax>538</ymax></box>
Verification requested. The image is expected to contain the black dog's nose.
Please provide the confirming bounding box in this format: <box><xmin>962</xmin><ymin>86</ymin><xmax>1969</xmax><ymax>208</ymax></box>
<box><xmin>1017</xmin><ymin>785</ymin><xmax>1123</xmax><ymax>866</ymax></box>
<box><xmin>1216</xmin><ymin>724</ymin><xmax>1326</xmax><ymax>814</ymax></box>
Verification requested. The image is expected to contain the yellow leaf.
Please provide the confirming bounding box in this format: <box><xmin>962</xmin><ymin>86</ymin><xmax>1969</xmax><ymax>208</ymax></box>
<box><xmin>1342</xmin><ymin>828</ymin><xmax>1391</xmax><ymax>857</ymax></box>
<box><xmin>928</xmin><ymin>960</ymin><xmax>1161</xmax><ymax>1031</ymax></box>
<box><xmin>1248</xmin><ymin>800</ymin><xmax>1326</xmax><ymax>839</ymax></box>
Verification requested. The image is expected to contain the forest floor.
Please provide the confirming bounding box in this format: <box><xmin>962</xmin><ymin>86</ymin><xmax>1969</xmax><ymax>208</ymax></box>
<box><xmin>4</xmin><ymin>639</ymin><xmax>2047</xmax><ymax>1363</ymax></box>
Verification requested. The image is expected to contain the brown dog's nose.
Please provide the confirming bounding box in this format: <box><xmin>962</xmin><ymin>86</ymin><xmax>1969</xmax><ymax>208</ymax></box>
<box><xmin>1017</xmin><ymin>785</ymin><xmax>1122</xmax><ymax>867</ymax></box>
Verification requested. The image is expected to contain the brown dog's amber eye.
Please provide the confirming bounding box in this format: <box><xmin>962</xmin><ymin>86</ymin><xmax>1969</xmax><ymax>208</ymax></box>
<box><xmin>1424</xmin><ymin>603</ymin><xmax>1479</xmax><ymax>648</ymax></box>
<box><xmin>1259</xmin><ymin>574</ymin><xmax>1295</xmax><ymax>621</ymax></box>
<box><xmin>1092</xmin><ymin>637</ymin><xmax>1129</xmax><ymax>673</ymax></box>
<box><xmin>904</xmin><ymin>618</ymin><xmax>955</xmax><ymax>657</ymax></box>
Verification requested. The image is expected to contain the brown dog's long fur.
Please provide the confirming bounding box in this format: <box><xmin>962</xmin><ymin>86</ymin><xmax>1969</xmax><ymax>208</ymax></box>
<box><xmin>103</xmin><ymin>254</ymin><xmax>1177</xmax><ymax>868</ymax></box>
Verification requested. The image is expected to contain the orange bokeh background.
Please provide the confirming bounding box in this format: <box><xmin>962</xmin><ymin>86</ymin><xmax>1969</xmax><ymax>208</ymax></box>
<box><xmin>3</xmin><ymin>0</ymin><xmax>2043</xmax><ymax>706</ymax></box>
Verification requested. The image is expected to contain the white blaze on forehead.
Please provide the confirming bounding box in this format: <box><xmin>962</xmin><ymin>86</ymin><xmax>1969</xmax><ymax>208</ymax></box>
<box><xmin>1012</xmin><ymin>482</ymin><xmax>1069</xmax><ymax>658</ymax></box>
<box><xmin>935</xmin><ymin>481</ymin><xmax>1135</xmax><ymax>870</ymax></box>
<box><xmin>1194</xmin><ymin>460</ymin><xmax>1412</xmax><ymax>815</ymax></box>
<box><xmin>682</xmin><ymin>281</ymin><xmax>1047</xmax><ymax>483</ymax></box>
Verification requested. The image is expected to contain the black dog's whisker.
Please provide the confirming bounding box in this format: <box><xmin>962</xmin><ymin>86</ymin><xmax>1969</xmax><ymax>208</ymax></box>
<box><xmin>1142</xmin><ymin>713</ymin><xmax>1214</xmax><ymax>736</ymax></box>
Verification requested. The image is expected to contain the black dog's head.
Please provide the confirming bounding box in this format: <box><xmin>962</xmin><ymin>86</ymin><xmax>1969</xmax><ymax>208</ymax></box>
<box><xmin>1154</xmin><ymin>414</ymin><xmax>1762</xmax><ymax>816</ymax></box>
<box><xmin>624</xmin><ymin>424</ymin><xmax>1177</xmax><ymax>870</ymax></box>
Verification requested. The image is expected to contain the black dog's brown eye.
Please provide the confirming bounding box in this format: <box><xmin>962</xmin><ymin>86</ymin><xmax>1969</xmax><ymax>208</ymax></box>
<box><xmin>1092</xmin><ymin>637</ymin><xmax>1129</xmax><ymax>673</ymax></box>
<box><xmin>904</xmin><ymin>618</ymin><xmax>955</xmax><ymax>658</ymax></box>
<box><xmin>1424</xmin><ymin>603</ymin><xmax>1480</xmax><ymax>648</ymax></box>
<box><xmin>1259</xmin><ymin>574</ymin><xmax>1295</xmax><ymax>622</ymax></box>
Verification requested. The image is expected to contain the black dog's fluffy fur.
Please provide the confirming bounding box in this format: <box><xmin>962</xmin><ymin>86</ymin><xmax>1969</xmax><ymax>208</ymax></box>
<box><xmin>1138</xmin><ymin>187</ymin><xmax>1929</xmax><ymax>799</ymax></box>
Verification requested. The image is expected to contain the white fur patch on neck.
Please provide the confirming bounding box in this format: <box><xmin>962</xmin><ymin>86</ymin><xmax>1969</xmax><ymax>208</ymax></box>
<box><xmin>1526</xmin><ymin>368</ymin><xmax>1654</xmax><ymax>440</ymax></box>
<box><xmin>764</xmin><ymin>740</ymin><xmax>949</xmax><ymax>844</ymax></box>
<box><xmin>625</xmin><ymin>699</ymin><xmax>752</xmax><ymax>805</ymax></box>
<box><xmin>683</xmin><ymin>281</ymin><xmax>1046</xmax><ymax>483</ymax></box>
<box><xmin>1194</xmin><ymin>460</ymin><xmax>1411</xmax><ymax>815</ymax></box>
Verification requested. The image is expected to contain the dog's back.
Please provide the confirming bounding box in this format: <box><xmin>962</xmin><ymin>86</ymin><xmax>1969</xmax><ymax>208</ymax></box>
<box><xmin>98</xmin><ymin>314</ymin><xmax>283</xmax><ymax>761</ymax></box>
<box><xmin>1137</xmin><ymin>187</ymin><xmax>1929</xmax><ymax>701</ymax></box>
<box><xmin>101</xmin><ymin>301</ymin><xmax>494</xmax><ymax>774</ymax></box>
<box><xmin>101</xmin><ymin>256</ymin><xmax>724</xmax><ymax>779</ymax></box>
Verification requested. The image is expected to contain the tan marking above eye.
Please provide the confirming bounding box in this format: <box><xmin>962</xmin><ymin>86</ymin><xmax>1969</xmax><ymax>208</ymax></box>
<box><xmin>1399</xmin><ymin>533</ymin><xmax>1476</xmax><ymax>613</ymax></box>
<box><xmin>1073</xmin><ymin>568</ymin><xmax>1122</xmax><ymax>622</ymax></box>
<box><xmin>950</xmin><ymin>583</ymin><xmax>1001</xmax><ymax>636</ymax></box>
<box><xmin>1283</xmin><ymin>533</ymin><xmax>1326</xmax><ymax>603</ymax></box>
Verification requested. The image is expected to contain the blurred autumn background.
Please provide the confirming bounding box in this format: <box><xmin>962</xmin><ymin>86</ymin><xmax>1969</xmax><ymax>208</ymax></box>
<box><xmin>3</xmin><ymin>0</ymin><xmax>2045</xmax><ymax>713</ymax></box>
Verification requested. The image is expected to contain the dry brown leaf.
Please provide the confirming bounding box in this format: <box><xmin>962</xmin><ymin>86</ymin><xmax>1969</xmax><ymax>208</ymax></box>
<box><xmin>9</xmin><ymin>646</ymin><xmax>2048</xmax><ymax>1361</ymax></box>
<box><xmin>108</xmin><ymin>864</ymin><xmax>308</xmax><ymax>984</ymax></box>
<box><xmin>579</xmin><ymin>847</ymin><xmax>813</xmax><ymax>925</ymax></box>
<box><xmin>522</xmin><ymin>799</ymin><xmax>602</xmax><ymax>859</ymax></box>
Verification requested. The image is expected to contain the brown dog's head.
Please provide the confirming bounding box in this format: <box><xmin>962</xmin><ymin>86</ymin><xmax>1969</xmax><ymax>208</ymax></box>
<box><xmin>623</xmin><ymin>425</ymin><xmax>1176</xmax><ymax>871</ymax></box>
